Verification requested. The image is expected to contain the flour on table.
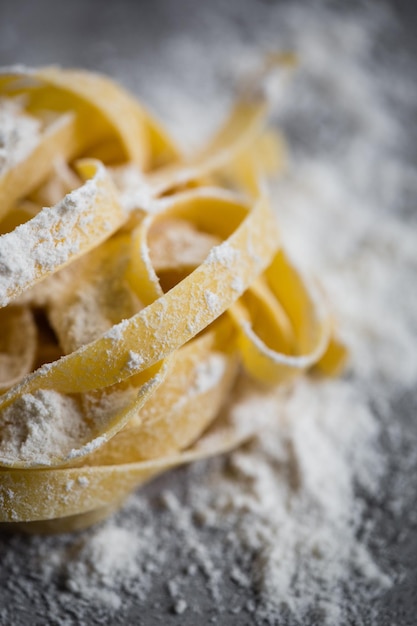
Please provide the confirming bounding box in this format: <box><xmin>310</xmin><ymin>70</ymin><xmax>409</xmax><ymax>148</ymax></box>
<box><xmin>1</xmin><ymin>2</ymin><xmax>416</xmax><ymax>626</ymax></box>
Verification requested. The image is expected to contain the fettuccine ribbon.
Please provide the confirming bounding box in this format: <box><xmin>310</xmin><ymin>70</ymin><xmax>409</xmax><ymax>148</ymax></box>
<box><xmin>0</xmin><ymin>66</ymin><xmax>347</xmax><ymax>532</ymax></box>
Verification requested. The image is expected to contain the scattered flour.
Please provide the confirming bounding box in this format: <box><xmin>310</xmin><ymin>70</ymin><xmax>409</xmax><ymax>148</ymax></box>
<box><xmin>58</xmin><ymin>513</ymin><xmax>166</xmax><ymax>612</ymax></box>
<box><xmin>172</xmin><ymin>598</ymin><xmax>188</xmax><ymax>615</ymax></box>
<box><xmin>65</xmin><ymin>527</ymin><xmax>142</xmax><ymax>608</ymax></box>
<box><xmin>0</xmin><ymin>2</ymin><xmax>416</xmax><ymax>626</ymax></box>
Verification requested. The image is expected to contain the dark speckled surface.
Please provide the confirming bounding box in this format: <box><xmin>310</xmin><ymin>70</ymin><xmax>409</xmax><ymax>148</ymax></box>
<box><xmin>0</xmin><ymin>1</ymin><xmax>417</xmax><ymax>625</ymax></box>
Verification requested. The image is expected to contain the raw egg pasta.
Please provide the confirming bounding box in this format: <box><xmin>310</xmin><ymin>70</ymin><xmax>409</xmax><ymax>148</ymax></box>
<box><xmin>0</xmin><ymin>66</ymin><xmax>346</xmax><ymax>532</ymax></box>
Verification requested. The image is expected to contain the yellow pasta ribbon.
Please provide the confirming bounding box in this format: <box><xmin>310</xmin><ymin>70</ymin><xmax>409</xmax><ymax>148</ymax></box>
<box><xmin>0</xmin><ymin>65</ymin><xmax>347</xmax><ymax>531</ymax></box>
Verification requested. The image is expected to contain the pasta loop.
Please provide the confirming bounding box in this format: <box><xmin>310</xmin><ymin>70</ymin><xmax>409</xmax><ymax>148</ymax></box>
<box><xmin>0</xmin><ymin>66</ymin><xmax>346</xmax><ymax>530</ymax></box>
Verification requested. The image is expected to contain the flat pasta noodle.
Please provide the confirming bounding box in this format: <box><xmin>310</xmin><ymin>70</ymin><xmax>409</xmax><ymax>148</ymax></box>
<box><xmin>0</xmin><ymin>188</ymin><xmax>279</xmax><ymax>468</ymax></box>
<box><xmin>82</xmin><ymin>328</ymin><xmax>239</xmax><ymax>465</ymax></box>
<box><xmin>0</xmin><ymin>419</ymin><xmax>250</xmax><ymax>525</ymax></box>
<box><xmin>0</xmin><ymin>65</ymin><xmax>347</xmax><ymax>531</ymax></box>
<box><xmin>0</xmin><ymin>159</ymin><xmax>127</xmax><ymax>308</ymax></box>
<box><xmin>0</xmin><ymin>113</ymin><xmax>79</xmax><ymax>221</ymax></box>
<box><xmin>229</xmin><ymin>250</ymin><xmax>332</xmax><ymax>384</ymax></box>
<box><xmin>147</xmin><ymin>98</ymin><xmax>268</xmax><ymax>194</ymax></box>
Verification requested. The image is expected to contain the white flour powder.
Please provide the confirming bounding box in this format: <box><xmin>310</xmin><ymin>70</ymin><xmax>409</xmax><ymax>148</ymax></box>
<box><xmin>0</xmin><ymin>178</ymin><xmax>99</xmax><ymax>307</ymax></box>
<box><xmin>0</xmin><ymin>2</ymin><xmax>416</xmax><ymax>626</ymax></box>
<box><xmin>0</xmin><ymin>97</ymin><xmax>41</xmax><ymax>176</ymax></box>
<box><xmin>191</xmin><ymin>353</ymin><xmax>227</xmax><ymax>395</ymax></box>
<box><xmin>0</xmin><ymin>389</ymin><xmax>87</xmax><ymax>465</ymax></box>
<box><xmin>204</xmin><ymin>289</ymin><xmax>220</xmax><ymax>314</ymax></box>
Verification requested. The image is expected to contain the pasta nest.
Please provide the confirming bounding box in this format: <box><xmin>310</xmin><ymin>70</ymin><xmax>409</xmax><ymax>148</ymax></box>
<box><xmin>0</xmin><ymin>67</ymin><xmax>346</xmax><ymax>532</ymax></box>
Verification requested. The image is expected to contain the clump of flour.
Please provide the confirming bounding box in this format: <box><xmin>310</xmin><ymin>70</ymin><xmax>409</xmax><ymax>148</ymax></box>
<box><xmin>0</xmin><ymin>389</ymin><xmax>87</xmax><ymax>465</ymax></box>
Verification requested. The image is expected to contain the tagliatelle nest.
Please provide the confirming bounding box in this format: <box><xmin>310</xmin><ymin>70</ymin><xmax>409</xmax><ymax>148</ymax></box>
<box><xmin>0</xmin><ymin>66</ymin><xmax>346</xmax><ymax>533</ymax></box>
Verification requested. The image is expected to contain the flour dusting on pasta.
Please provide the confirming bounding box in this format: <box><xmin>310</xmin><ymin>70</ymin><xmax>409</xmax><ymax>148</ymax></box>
<box><xmin>0</xmin><ymin>98</ymin><xmax>41</xmax><ymax>175</ymax></box>
<box><xmin>0</xmin><ymin>390</ymin><xmax>87</xmax><ymax>465</ymax></box>
<box><xmin>0</xmin><ymin>2</ymin><xmax>416</xmax><ymax>626</ymax></box>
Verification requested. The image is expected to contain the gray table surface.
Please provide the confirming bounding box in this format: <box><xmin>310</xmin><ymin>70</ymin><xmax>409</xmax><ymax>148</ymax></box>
<box><xmin>1</xmin><ymin>1</ymin><xmax>417</xmax><ymax>625</ymax></box>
